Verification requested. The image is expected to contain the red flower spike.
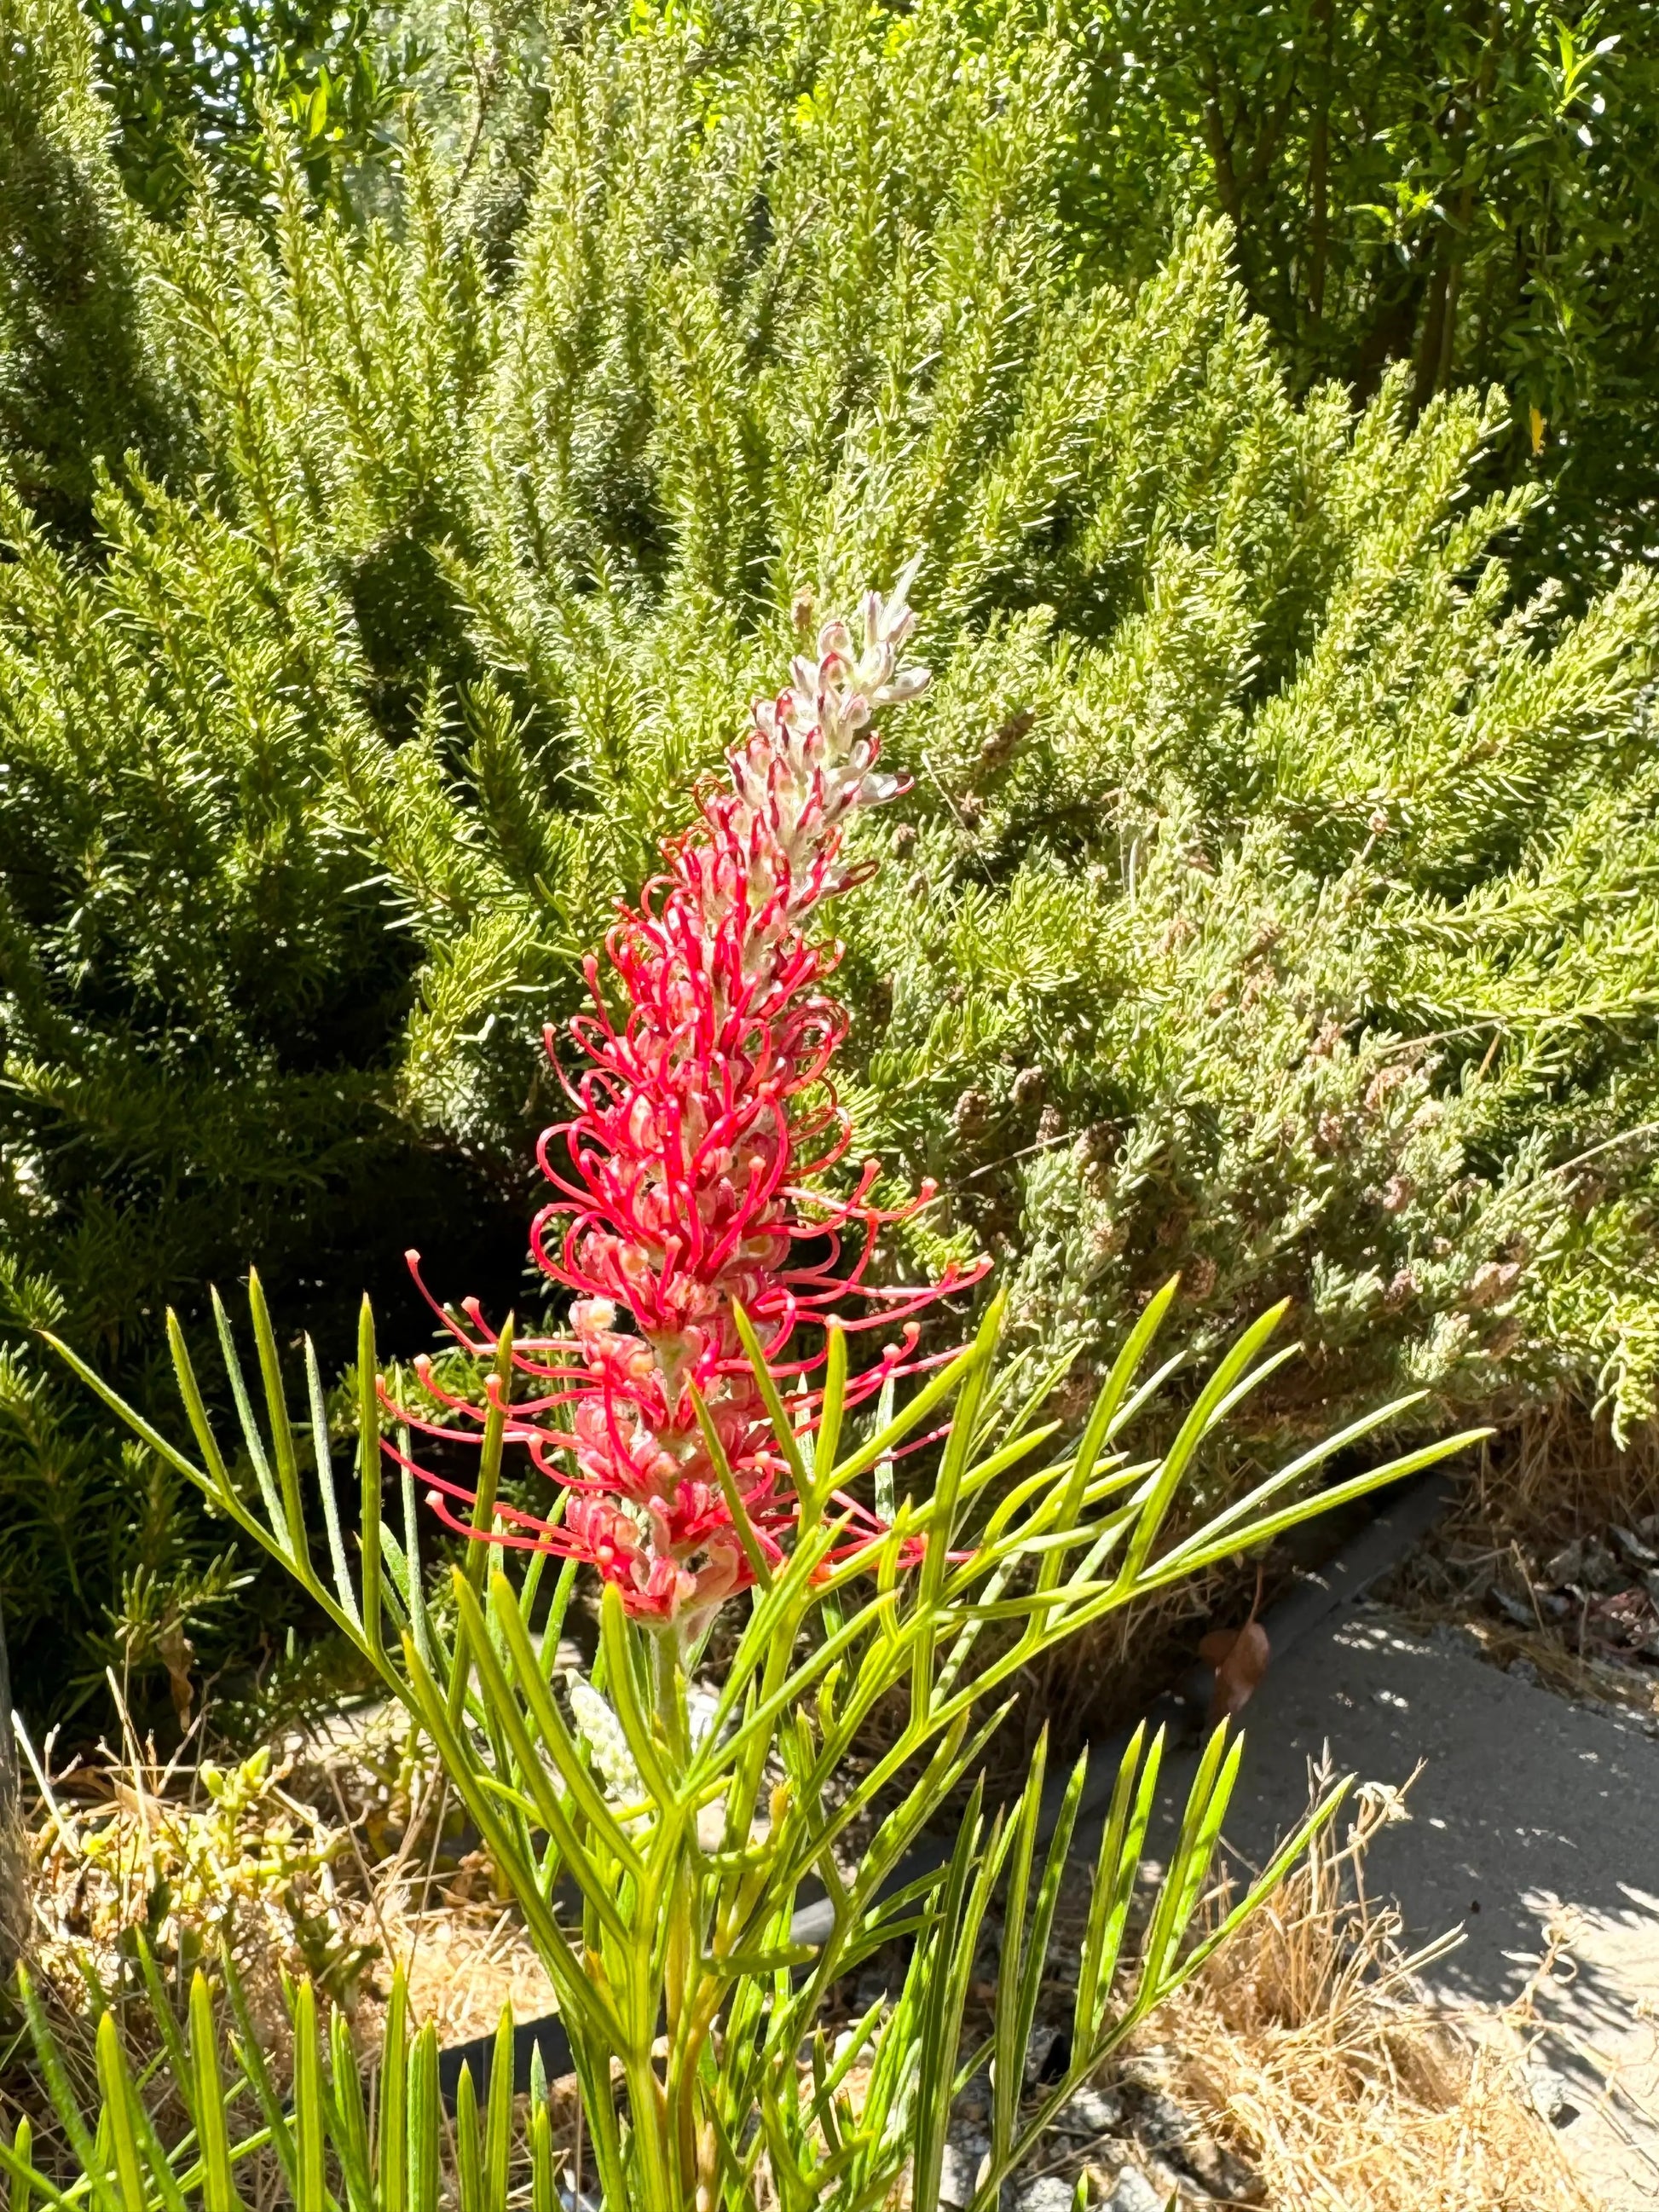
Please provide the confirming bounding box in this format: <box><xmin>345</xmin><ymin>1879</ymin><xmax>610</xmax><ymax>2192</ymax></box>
<box><xmin>389</xmin><ymin>565</ymin><xmax>989</xmax><ymax>1626</ymax></box>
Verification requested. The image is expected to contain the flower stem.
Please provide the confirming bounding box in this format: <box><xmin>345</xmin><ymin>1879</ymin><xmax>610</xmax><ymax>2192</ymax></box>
<box><xmin>655</xmin><ymin>1625</ymin><xmax>691</xmax><ymax>1767</ymax></box>
<box><xmin>651</xmin><ymin>1626</ymin><xmax>697</xmax><ymax>2206</ymax></box>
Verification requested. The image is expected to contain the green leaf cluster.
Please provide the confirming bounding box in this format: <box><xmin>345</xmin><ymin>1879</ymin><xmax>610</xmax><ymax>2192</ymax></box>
<box><xmin>83</xmin><ymin>0</ymin><xmax>434</xmax><ymax>220</ymax></box>
<box><xmin>4</xmin><ymin>1949</ymin><xmax>558</xmax><ymax>2212</ymax></box>
<box><xmin>40</xmin><ymin>1273</ymin><xmax>1480</xmax><ymax>2211</ymax></box>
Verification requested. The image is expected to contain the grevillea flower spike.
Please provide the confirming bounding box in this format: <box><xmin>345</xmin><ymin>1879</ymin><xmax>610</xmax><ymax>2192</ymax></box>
<box><xmin>392</xmin><ymin>566</ymin><xmax>988</xmax><ymax>1626</ymax></box>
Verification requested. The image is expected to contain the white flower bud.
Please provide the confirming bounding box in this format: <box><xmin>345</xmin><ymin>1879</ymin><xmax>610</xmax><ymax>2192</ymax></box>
<box><xmin>568</xmin><ymin>1675</ymin><xmax>644</xmax><ymax>1802</ymax></box>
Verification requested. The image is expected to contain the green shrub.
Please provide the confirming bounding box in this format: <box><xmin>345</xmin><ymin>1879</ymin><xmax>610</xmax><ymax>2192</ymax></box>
<box><xmin>1058</xmin><ymin>0</ymin><xmax>1659</xmax><ymax>596</ymax></box>
<box><xmin>84</xmin><ymin>0</ymin><xmax>431</xmax><ymax>218</ymax></box>
<box><xmin>25</xmin><ymin>583</ymin><xmax>1477</xmax><ymax>2212</ymax></box>
<box><xmin>0</xmin><ymin>0</ymin><xmax>188</xmax><ymax>532</ymax></box>
<box><xmin>1</xmin><ymin>0</ymin><xmax>1656</xmax><ymax>1719</ymax></box>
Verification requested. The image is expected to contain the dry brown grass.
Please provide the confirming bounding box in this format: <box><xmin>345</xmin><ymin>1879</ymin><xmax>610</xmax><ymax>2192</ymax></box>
<box><xmin>1139</xmin><ymin>1774</ymin><xmax>1600</xmax><ymax>2212</ymax></box>
<box><xmin>4</xmin><ymin>1692</ymin><xmax>553</xmax><ymax>2109</ymax></box>
<box><xmin>1470</xmin><ymin>1409</ymin><xmax>1659</xmax><ymax>1551</ymax></box>
<box><xmin>379</xmin><ymin>1855</ymin><xmax>557</xmax><ymax>2049</ymax></box>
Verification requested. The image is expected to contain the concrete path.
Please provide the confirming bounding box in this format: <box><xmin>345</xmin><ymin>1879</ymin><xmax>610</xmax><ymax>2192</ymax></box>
<box><xmin>1208</xmin><ymin>1604</ymin><xmax>1659</xmax><ymax>2210</ymax></box>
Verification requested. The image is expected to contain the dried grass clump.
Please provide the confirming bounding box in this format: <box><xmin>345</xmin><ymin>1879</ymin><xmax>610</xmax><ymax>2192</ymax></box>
<box><xmin>1145</xmin><ymin>1775</ymin><xmax>1599</xmax><ymax>2212</ymax></box>
<box><xmin>1475</xmin><ymin>1410</ymin><xmax>1659</xmax><ymax>1552</ymax></box>
<box><xmin>9</xmin><ymin>1693</ymin><xmax>557</xmax><ymax>2067</ymax></box>
<box><xmin>1377</xmin><ymin>1413</ymin><xmax>1659</xmax><ymax>1724</ymax></box>
<box><xmin>375</xmin><ymin>1858</ymin><xmax>557</xmax><ymax>2052</ymax></box>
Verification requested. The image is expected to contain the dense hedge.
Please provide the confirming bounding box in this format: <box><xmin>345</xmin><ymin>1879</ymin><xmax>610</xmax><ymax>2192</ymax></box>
<box><xmin>2</xmin><ymin>0</ymin><xmax>1656</xmax><ymax>1721</ymax></box>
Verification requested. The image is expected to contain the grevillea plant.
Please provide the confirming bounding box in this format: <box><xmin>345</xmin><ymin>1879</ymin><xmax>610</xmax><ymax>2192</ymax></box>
<box><xmin>51</xmin><ymin>577</ymin><xmax>1483</xmax><ymax>2212</ymax></box>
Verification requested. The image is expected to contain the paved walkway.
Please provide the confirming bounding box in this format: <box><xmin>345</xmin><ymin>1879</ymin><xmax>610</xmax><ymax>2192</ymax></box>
<box><xmin>1208</xmin><ymin>1605</ymin><xmax>1659</xmax><ymax>2209</ymax></box>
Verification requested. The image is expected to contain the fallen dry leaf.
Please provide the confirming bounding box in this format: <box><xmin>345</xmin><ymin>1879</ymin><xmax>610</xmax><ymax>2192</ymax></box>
<box><xmin>1199</xmin><ymin>1620</ymin><xmax>1272</xmax><ymax>1726</ymax></box>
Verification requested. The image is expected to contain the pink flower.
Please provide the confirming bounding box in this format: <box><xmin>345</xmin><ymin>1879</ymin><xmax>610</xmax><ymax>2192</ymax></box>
<box><xmin>390</xmin><ymin>567</ymin><xmax>986</xmax><ymax>1624</ymax></box>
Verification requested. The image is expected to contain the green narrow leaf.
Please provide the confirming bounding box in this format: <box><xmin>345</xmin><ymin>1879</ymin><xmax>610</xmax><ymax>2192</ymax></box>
<box><xmin>731</xmin><ymin>1302</ymin><xmax>812</xmax><ymax>1506</ymax></box>
<box><xmin>1136</xmin><ymin>1725</ymin><xmax>1238</xmax><ymax>2001</ymax></box>
<box><xmin>563</xmin><ymin>2036</ymin><xmax>629</xmax><ymax>2209</ymax></box>
<box><xmin>330</xmin><ymin>2002</ymin><xmax>374</xmax><ymax>2212</ymax></box>
<box><xmin>359</xmin><ymin>1296</ymin><xmax>384</xmax><ymax>1660</ymax></box>
<box><xmin>1076</xmin><ymin>1724</ymin><xmax>1161</xmax><ymax>2048</ymax></box>
<box><xmin>913</xmin><ymin>1297</ymin><xmax>1005</xmax><ymax>1708</ymax></box>
<box><xmin>538</xmin><ymin>1551</ymin><xmax>579</xmax><ymax>1680</ymax></box>
<box><xmin>308</xmin><ymin>1335</ymin><xmax>361</xmax><ymax>1631</ymax></box>
<box><xmin>97</xmin><ymin>2012</ymin><xmax>198</xmax><ymax>2212</ymax></box>
<box><xmin>454</xmin><ymin>2064</ymin><xmax>483</xmax><ymax>2212</ymax></box>
<box><xmin>598</xmin><ymin>1581</ymin><xmax>675</xmax><ymax>1807</ymax></box>
<box><xmin>16</xmin><ymin>1968</ymin><xmax>118</xmax><ymax>2212</ymax></box>
<box><xmin>911</xmin><ymin>1788</ymin><xmax>1002</xmax><ymax>2212</ymax></box>
<box><xmin>446</xmin><ymin>1321</ymin><xmax>517</xmax><ymax>1719</ymax></box>
<box><xmin>248</xmin><ymin>1271</ymin><xmax>310</xmax><ymax>1576</ymax></box>
<box><xmin>41</xmin><ymin>1333</ymin><xmax>216</xmax><ymax>1522</ymax></box>
<box><xmin>696</xmin><ymin>1575</ymin><xmax>905</xmax><ymax>1790</ymax></box>
<box><xmin>1152</xmin><ymin>1391</ymin><xmax>1431</xmax><ymax>1570</ymax></box>
<box><xmin>166</xmin><ymin>1314</ymin><xmax>237</xmax><ymax>1511</ymax></box>
<box><xmin>0</xmin><ymin>2117</ymin><xmax>62</xmax><ymax>2212</ymax></box>
<box><xmin>378</xmin><ymin>1968</ymin><xmax>408</xmax><ymax>2212</ymax></box>
<box><xmin>873</xmin><ymin>1368</ymin><xmax>896</xmax><ymax>1524</ymax></box>
<box><xmin>1154</xmin><ymin>1733</ymin><xmax>1247</xmax><ymax>1993</ymax></box>
<box><xmin>467</xmin><ymin>1574</ymin><xmax>645</xmax><ymax>1904</ymax></box>
<box><xmin>291</xmin><ymin>1980</ymin><xmax>327</xmax><ymax>2212</ymax></box>
<box><xmin>5</xmin><ymin>2116</ymin><xmax>36</xmax><ymax>2212</ymax></box>
<box><xmin>946</xmin><ymin>1423</ymin><xmax>1068</xmax><ymax>1553</ymax></box>
<box><xmin>94</xmin><ymin>2015</ymin><xmax>148</xmax><ymax>2212</ymax></box>
<box><xmin>529</xmin><ymin>2105</ymin><xmax>555</xmax><ymax>2212</ymax></box>
<box><xmin>397</xmin><ymin>1632</ymin><xmax>616</xmax><ymax>2043</ymax></box>
<box><xmin>223</xmin><ymin>1948</ymin><xmax>298</xmax><ymax>2192</ymax></box>
<box><xmin>690</xmin><ymin>1380</ymin><xmax>774</xmax><ymax>1589</ymax></box>
<box><xmin>1010</xmin><ymin>1750</ymin><xmax>1084</xmax><ymax>2105</ymax></box>
<box><xmin>697</xmin><ymin>1510</ymin><xmax>848</xmax><ymax>1746</ymax></box>
<box><xmin>821</xmin><ymin>1328</ymin><xmax>983</xmax><ymax>1491</ymax></box>
<box><xmin>468</xmin><ymin>1320</ymin><xmax>516</xmax><ymax>1592</ymax></box>
<box><xmin>189</xmin><ymin>1972</ymin><xmax>238</xmax><ymax>2212</ymax></box>
<box><xmin>379</xmin><ymin>1521</ymin><xmax>414</xmax><ymax>1622</ymax></box>
<box><xmin>211</xmin><ymin>1288</ymin><xmax>288</xmax><ymax>1547</ymax></box>
<box><xmin>922</xmin><ymin>1297</ymin><xmax>1004</xmax><ymax>1607</ymax></box>
<box><xmin>991</xmin><ymin>1736</ymin><xmax>1052</xmax><ymax>2172</ymax></box>
<box><xmin>1116</xmin><ymin>1302</ymin><xmax>1292</xmax><ymax>1591</ymax></box>
<box><xmin>1149</xmin><ymin>1433</ymin><xmax>1488</xmax><ymax>1589</ymax></box>
<box><xmin>1106</xmin><ymin>1350</ymin><xmax>1190</xmax><ymax>1453</ymax></box>
<box><xmin>408</xmin><ymin>2026</ymin><xmax>440</xmax><ymax>2212</ymax></box>
<box><xmin>1037</xmin><ymin>1280</ymin><xmax>1178</xmax><ymax>1595</ymax></box>
<box><xmin>130</xmin><ymin>1932</ymin><xmax>193</xmax><ymax>2125</ymax></box>
<box><xmin>1092</xmin><ymin>1273</ymin><xmax>1185</xmax><ymax>1441</ymax></box>
<box><xmin>486</xmin><ymin>1570</ymin><xmax>638</xmax><ymax>1848</ymax></box>
<box><xmin>484</xmin><ymin>2006</ymin><xmax>513</xmax><ymax>2212</ymax></box>
<box><xmin>517</xmin><ymin>1539</ymin><xmax>549</xmax><ymax>1644</ymax></box>
<box><xmin>816</xmin><ymin>1321</ymin><xmax>848</xmax><ymax>1481</ymax></box>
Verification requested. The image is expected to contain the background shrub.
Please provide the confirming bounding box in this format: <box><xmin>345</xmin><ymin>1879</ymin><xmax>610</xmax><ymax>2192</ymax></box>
<box><xmin>1059</xmin><ymin>0</ymin><xmax>1659</xmax><ymax>597</ymax></box>
<box><xmin>1</xmin><ymin>0</ymin><xmax>1656</xmax><ymax>1724</ymax></box>
<box><xmin>85</xmin><ymin>0</ymin><xmax>431</xmax><ymax>217</ymax></box>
